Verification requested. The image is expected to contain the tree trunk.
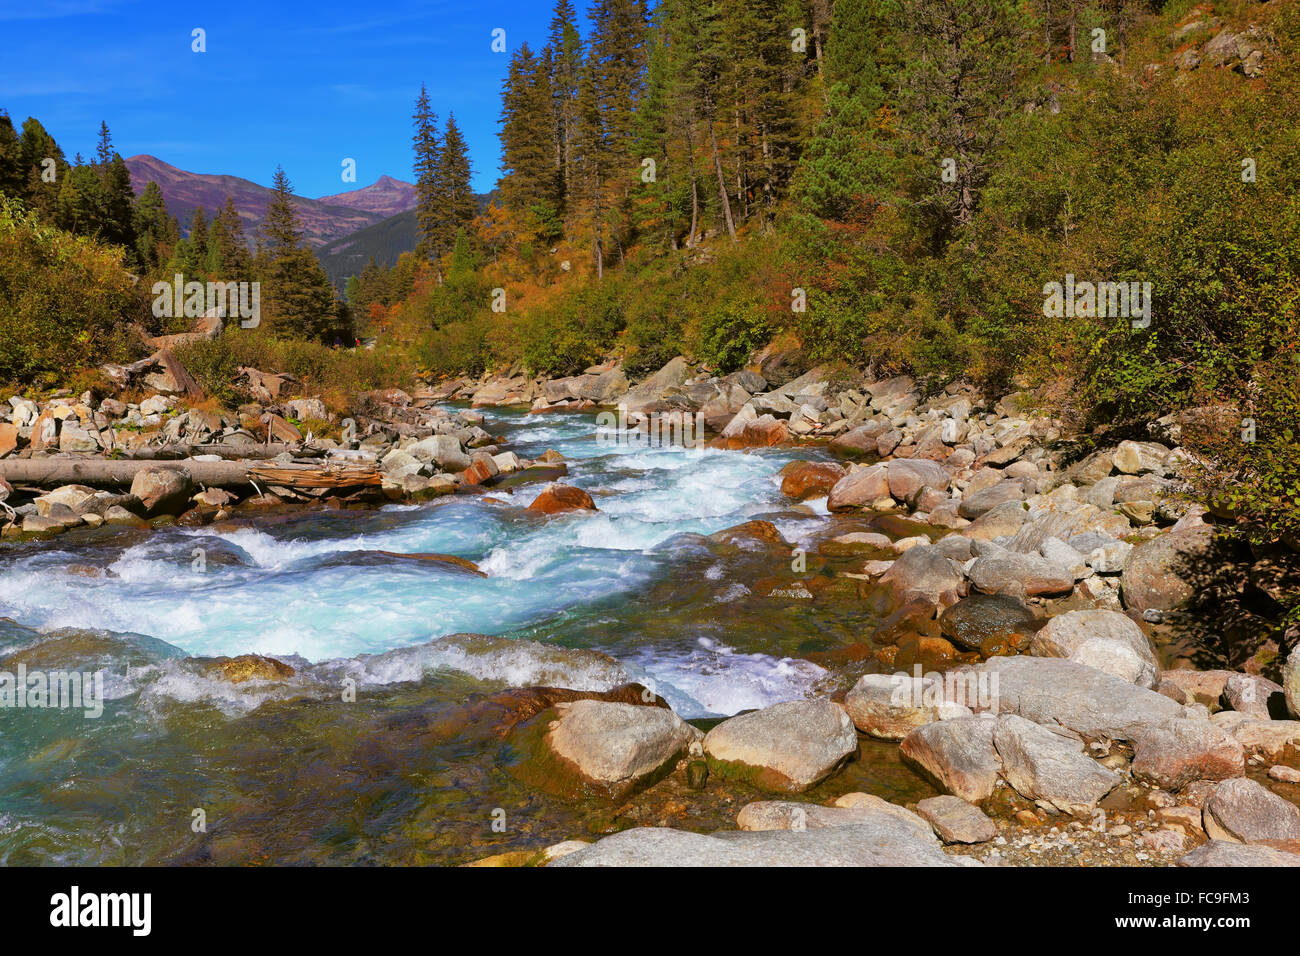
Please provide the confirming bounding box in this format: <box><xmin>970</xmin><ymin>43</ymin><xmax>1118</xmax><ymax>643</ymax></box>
<box><xmin>710</xmin><ymin>123</ymin><xmax>737</xmax><ymax>242</ymax></box>
<box><xmin>0</xmin><ymin>459</ymin><xmax>379</xmax><ymax>491</ymax></box>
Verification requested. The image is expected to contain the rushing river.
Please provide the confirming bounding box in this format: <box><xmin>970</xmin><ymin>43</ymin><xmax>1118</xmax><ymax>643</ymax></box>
<box><xmin>0</xmin><ymin>406</ymin><xmax>930</xmax><ymax>864</ymax></box>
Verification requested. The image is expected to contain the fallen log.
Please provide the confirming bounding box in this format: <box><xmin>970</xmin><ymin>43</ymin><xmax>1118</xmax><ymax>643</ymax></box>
<box><xmin>120</xmin><ymin>443</ymin><xmax>325</xmax><ymax>461</ymax></box>
<box><xmin>0</xmin><ymin>458</ymin><xmax>380</xmax><ymax>491</ymax></box>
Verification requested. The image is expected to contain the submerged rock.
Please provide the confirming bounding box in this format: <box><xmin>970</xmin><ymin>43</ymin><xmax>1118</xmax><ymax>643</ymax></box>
<box><xmin>940</xmin><ymin>594</ymin><xmax>1038</xmax><ymax>652</ymax></box>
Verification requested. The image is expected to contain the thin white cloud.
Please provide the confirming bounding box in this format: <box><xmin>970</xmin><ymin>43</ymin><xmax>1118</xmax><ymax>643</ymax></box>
<box><xmin>0</xmin><ymin>0</ymin><xmax>127</xmax><ymax>21</ymax></box>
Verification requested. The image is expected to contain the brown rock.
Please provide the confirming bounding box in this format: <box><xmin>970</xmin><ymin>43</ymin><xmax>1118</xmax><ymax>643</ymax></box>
<box><xmin>780</xmin><ymin>460</ymin><xmax>847</xmax><ymax>500</ymax></box>
<box><xmin>527</xmin><ymin>483</ymin><xmax>597</xmax><ymax>514</ymax></box>
<box><xmin>199</xmin><ymin>654</ymin><xmax>296</xmax><ymax>683</ymax></box>
<box><xmin>1130</xmin><ymin>720</ymin><xmax>1245</xmax><ymax>791</ymax></box>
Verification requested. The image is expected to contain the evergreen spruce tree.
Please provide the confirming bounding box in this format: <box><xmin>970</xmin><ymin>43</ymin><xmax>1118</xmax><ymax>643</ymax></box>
<box><xmin>0</xmin><ymin>111</ymin><xmax>23</xmax><ymax>200</ymax></box>
<box><xmin>211</xmin><ymin>196</ymin><xmax>251</xmax><ymax>277</ymax></box>
<box><xmin>132</xmin><ymin>180</ymin><xmax>173</xmax><ymax>275</ymax></box>
<box><xmin>500</xmin><ymin>43</ymin><xmax>562</xmax><ymax>236</ymax></box>
<box><xmin>411</xmin><ymin>85</ymin><xmax>443</xmax><ymax>261</ymax></box>
<box><xmin>257</xmin><ymin>166</ymin><xmax>338</xmax><ymax>340</ymax></box>
<box><xmin>547</xmin><ymin>0</ymin><xmax>584</xmax><ymax>208</ymax></box>
<box><xmin>19</xmin><ymin>118</ymin><xmax>66</xmax><ymax>221</ymax></box>
<box><xmin>898</xmin><ymin>0</ymin><xmax>1033</xmax><ymax>242</ymax></box>
<box><xmin>433</xmin><ymin>113</ymin><xmax>476</xmax><ymax>250</ymax></box>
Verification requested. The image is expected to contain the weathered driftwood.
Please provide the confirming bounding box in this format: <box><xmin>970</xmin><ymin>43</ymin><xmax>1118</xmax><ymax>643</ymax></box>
<box><xmin>0</xmin><ymin>459</ymin><xmax>380</xmax><ymax>491</ymax></box>
<box><xmin>246</xmin><ymin>463</ymin><xmax>381</xmax><ymax>489</ymax></box>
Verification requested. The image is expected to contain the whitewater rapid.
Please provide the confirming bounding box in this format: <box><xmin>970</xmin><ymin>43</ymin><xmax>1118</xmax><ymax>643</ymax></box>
<box><xmin>0</xmin><ymin>407</ymin><xmax>836</xmax><ymax>717</ymax></box>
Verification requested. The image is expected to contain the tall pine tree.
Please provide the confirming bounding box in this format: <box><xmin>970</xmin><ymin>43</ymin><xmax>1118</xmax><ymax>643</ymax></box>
<box><xmin>257</xmin><ymin>166</ymin><xmax>339</xmax><ymax>340</ymax></box>
<box><xmin>412</xmin><ymin>84</ymin><xmax>443</xmax><ymax>262</ymax></box>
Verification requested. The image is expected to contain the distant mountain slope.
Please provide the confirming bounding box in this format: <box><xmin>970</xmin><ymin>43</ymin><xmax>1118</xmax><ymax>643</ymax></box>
<box><xmin>317</xmin><ymin>175</ymin><xmax>416</xmax><ymax>218</ymax></box>
<box><xmin>317</xmin><ymin>209</ymin><xmax>417</xmax><ymax>287</ymax></box>
<box><xmin>125</xmin><ymin>155</ymin><xmax>387</xmax><ymax>247</ymax></box>
<box><xmin>318</xmin><ymin>191</ymin><xmax>500</xmax><ymax>288</ymax></box>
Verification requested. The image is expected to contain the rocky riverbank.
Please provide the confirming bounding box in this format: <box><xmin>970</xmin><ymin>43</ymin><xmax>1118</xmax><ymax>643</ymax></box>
<box><xmin>4</xmin><ymin>345</ymin><xmax>1299</xmax><ymax>867</ymax></box>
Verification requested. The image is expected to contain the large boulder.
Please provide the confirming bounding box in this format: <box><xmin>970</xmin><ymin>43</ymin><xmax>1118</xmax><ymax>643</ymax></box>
<box><xmin>958</xmin><ymin>480</ymin><xmax>1030</xmax><ymax>519</ymax></box>
<box><xmin>842</xmin><ymin>673</ymin><xmax>970</xmax><ymax>740</ymax></box>
<box><xmin>967</xmin><ymin>551</ymin><xmax>1075</xmax><ymax>599</ymax></box>
<box><xmin>1029</xmin><ymin>609</ymin><xmax>1159</xmax><ymax>688</ymax></box>
<box><xmin>992</xmin><ymin>714</ymin><xmax>1121</xmax><ymax>814</ymax></box>
<box><xmin>780</xmin><ymin>460</ymin><xmax>847</xmax><ymax>500</ymax></box>
<box><xmin>408</xmin><ymin>434</ymin><xmax>471</xmax><ymax>472</ymax></box>
<box><xmin>1113</xmin><ymin>440</ymin><xmax>1170</xmax><ymax>475</ymax></box>
<box><xmin>829</xmin><ymin>422</ymin><xmax>886</xmax><ymax>455</ymax></box>
<box><xmin>1178</xmin><ymin>841</ymin><xmax>1300</xmax><ymax>867</ymax></box>
<box><xmin>1121</xmin><ymin>526</ymin><xmax>1215</xmax><ymax>615</ymax></box>
<box><xmin>703</xmin><ymin>699</ymin><xmax>857</xmax><ymax>792</ymax></box>
<box><xmin>1129</xmin><ymin>720</ymin><xmax>1245</xmax><ymax>791</ymax></box>
<box><xmin>548</xmin><ymin>820</ymin><xmax>967</xmax><ymax>867</ymax></box>
<box><xmin>737</xmin><ymin>796</ymin><xmax>934</xmax><ymax>843</ymax></box>
<box><xmin>886</xmin><ymin>459</ymin><xmax>950</xmax><ymax>506</ymax></box>
<box><xmin>916</xmin><ymin>795</ymin><xmax>997</xmax><ymax>844</ymax></box>
<box><xmin>1218</xmin><ymin>716</ymin><xmax>1300</xmax><ymax>762</ymax></box>
<box><xmin>578</xmin><ymin>366</ymin><xmax>630</xmax><ymax>404</ymax></box>
<box><xmin>980</xmin><ymin>656</ymin><xmax>1186</xmax><ymax>739</ymax></box>
<box><xmin>1284</xmin><ymin>648</ymin><xmax>1300</xmax><ymax>719</ymax></box>
<box><xmin>128</xmin><ymin>466</ymin><xmax>193</xmax><ymax>517</ymax></box>
<box><xmin>900</xmin><ymin>716</ymin><xmax>1002</xmax><ymax>802</ymax></box>
<box><xmin>621</xmin><ymin>356</ymin><xmax>692</xmax><ymax>412</ymax></box>
<box><xmin>1202</xmin><ymin>778</ymin><xmax>1300</xmax><ymax>845</ymax></box>
<box><xmin>827</xmin><ymin>464</ymin><xmax>890</xmax><ymax>512</ymax></box>
<box><xmin>527</xmin><ymin>483</ymin><xmax>597</xmax><ymax>514</ymax></box>
<box><xmin>545</xmin><ymin>700</ymin><xmax>696</xmax><ymax>797</ymax></box>
<box><xmin>939</xmin><ymin>594</ymin><xmax>1038</xmax><ymax>652</ymax></box>
<box><xmin>878</xmin><ymin>545</ymin><xmax>965</xmax><ymax>608</ymax></box>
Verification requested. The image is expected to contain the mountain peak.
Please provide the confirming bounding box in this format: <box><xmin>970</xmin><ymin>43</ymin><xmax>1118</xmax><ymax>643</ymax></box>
<box><xmin>316</xmin><ymin>176</ymin><xmax>417</xmax><ymax>218</ymax></box>
<box><xmin>124</xmin><ymin>155</ymin><xmax>389</xmax><ymax>248</ymax></box>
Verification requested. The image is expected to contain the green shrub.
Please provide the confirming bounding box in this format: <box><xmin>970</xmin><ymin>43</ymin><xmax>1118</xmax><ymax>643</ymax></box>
<box><xmin>693</xmin><ymin>299</ymin><xmax>773</xmax><ymax>374</ymax></box>
<box><xmin>0</xmin><ymin>196</ymin><xmax>144</xmax><ymax>385</ymax></box>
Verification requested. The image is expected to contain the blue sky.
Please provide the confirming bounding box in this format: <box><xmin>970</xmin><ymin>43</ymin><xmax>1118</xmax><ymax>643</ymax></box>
<box><xmin>0</xmin><ymin>0</ymin><xmax>566</xmax><ymax>196</ymax></box>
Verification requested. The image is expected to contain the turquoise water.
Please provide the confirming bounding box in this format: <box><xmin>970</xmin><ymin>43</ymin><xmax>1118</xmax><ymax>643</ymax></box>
<box><xmin>0</xmin><ymin>407</ymin><xmax>838</xmax><ymax>717</ymax></box>
<box><xmin>0</xmin><ymin>407</ymin><xmax>906</xmax><ymax>863</ymax></box>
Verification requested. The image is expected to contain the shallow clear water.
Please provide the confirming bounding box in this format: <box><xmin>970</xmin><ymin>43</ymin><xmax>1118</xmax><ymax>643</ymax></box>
<box><xmin>0</xmin><ymin>406</ymin><xmax>908</xmax><ymax>864</ymax></box>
